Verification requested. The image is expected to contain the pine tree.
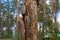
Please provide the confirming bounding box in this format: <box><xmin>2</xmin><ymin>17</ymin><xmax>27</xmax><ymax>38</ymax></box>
<box><xmin>23</xmin><ymin>0</ymin><xmax>38</xmax><ymax>40</ymax></box>
<box><xmin>16</xmin><ymin>0</ymin><xmax>25</xmax><ymax>40</ymax></box>
<box><xmin>42</xmin><ymin>0</ymin><xmax>46</xmax><ymax>40</ymax></box>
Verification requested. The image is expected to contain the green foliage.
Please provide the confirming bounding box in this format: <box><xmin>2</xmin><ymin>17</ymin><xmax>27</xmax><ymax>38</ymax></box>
<box><xmin>1</xmin><ymin>30</ymin><xmax>13</xmax><ymax>39</ymax></box>
<box><xmin>1</xmin><ymin>31</ymin><xmax>8</xmax><ymax>39</ymax></box>
<box><xmin>0</xmin><ymin>3</ymin><xmax>4</xmax><ymax>9</ymax></box>
<box><xmin>37</xmin><ymin>0</ymin><xmax>60</xmax><ymax>40</ymax></box>
<box><xmin>37</xmin><ymin>4</ymin><xmax>43</xmax><ymax>22</ymax></box>
<box><xmin>13</xmin><ymin>31</ymin><xmax>22</xmax><ymax>40</ymax></box>
<box><xmin>38</xmin><ymin>31</ymin><xmax>43</xmax><ymax>40</ymax></box>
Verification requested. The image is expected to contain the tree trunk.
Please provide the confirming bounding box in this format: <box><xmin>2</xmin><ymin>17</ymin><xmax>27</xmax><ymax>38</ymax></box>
<box><xmin>23</xmin><ymin>0</ymin><xmax>38</xmax><ymax>40</ymax></box>
<box><xmin>50</xmin><ymin>0</ymin><xmax>58</xmax><ymax>30</ymax></box>
<box><xmin>30</xmin><ymin>1</ymin><xmax>38</xmax><ymax>40</ymax></box>
<box><xmin>50</xmin><ymin>0</ymin><xmax>54</xmax><ymax>20</ymax></box>
<box><xmin>42</xmin><ymin>0</ymin><xmax>46</xmax><ymax>40</ymax></box>
<box><xmin>54</xmin><ymin>0</ymin><xmax>58</xmax><ymax>30</ymax></box>
<box><xmin>23</xmin><ymin>0</ymin><xmax>30</xmax><ymax>40</ymax></box>
<box><xmin>16</xmin><ymin>0</ymin><xmax>25</xmax><ymax>40</ymax></box>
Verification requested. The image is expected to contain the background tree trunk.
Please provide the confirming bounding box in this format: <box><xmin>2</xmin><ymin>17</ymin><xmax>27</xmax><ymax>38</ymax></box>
<box><xmin>54</xmin><ymin>0</ymin><xmax>58</xmax><ymax>30</ymax></box>
<box><xmin>16</xmin><ymin>0</ymin><xmax>25</xmax><ymax>40</ymax></box>
<box><xmin>42</xmin><ymin>0</ymin><xmax>46</xmax><ymax>40</ymax></box>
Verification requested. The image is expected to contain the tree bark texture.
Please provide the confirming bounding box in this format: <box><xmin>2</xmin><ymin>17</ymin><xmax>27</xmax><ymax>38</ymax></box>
<box><xmin>16</xmin><ymin>0</ymin><xmax>25</xmax><ymax>40</ymax></box>
<box><xmin>23</xmin><ymin>0</ymin><xmax>38</xmax><ymax>40</ymax></box>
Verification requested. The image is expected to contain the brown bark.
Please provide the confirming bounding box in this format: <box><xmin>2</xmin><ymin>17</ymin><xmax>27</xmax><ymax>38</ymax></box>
<box><xmin>18</xmin><ymin>17</ymin><xmax>25</xmax><ymax>40</ymax></box>
<box><xmin>16</xmin><ymin>0</ymin><xmax>20</xmax><ymax>31</ymax></box>
<box><xmin>34</xmin><ymin>0</ymin><xmax>40</xmax><ymax>6</ymax></box>
<box><xmin>16</xmin><ymin>0</ymin><xmax>38</xmax><ymax>40</ymax></box>
<box><xmin>23</xmin><ymin>0</ymin><xmax>32</xmax><ymax>40</ymax></box>
<box><xmin>23</xmin><ymin>0</ymin><xmax>38</xmax><ymax>40</ymax></box>
<box><xmin>16</xmin><ymin>0</ymin><xmax>25</xmax><ymax>40</ymax></box>
<box><xmin>30</xmin><ymin>1</ymin><xmax>38</xmax><ymax>40</ymax></box>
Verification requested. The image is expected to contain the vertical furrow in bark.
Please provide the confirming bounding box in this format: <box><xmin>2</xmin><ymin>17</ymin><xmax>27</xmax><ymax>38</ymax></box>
<box><xmin>42</xmin><ymin>0</ymin><xmax>46</xmax><ymax>40</ymax></box>
<box><xmin>23</xmin><ymin>0</ymin><xmax>38</xmax><ymax>40</ymax></box>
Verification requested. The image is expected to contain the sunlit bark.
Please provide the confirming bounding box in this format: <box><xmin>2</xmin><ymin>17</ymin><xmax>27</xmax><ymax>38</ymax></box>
<box><xmin>30</xmin><ymin>1</ymin><xmax>38</xmax><ymax>40</ymax></box>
